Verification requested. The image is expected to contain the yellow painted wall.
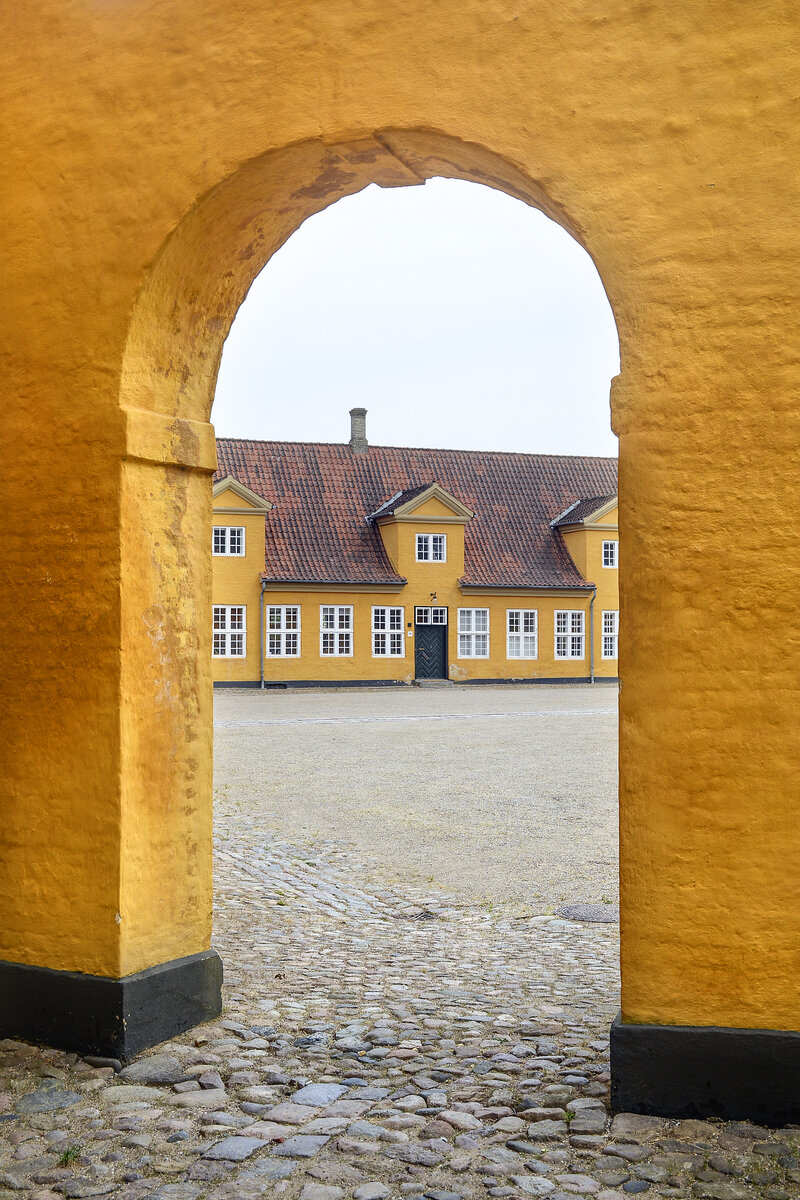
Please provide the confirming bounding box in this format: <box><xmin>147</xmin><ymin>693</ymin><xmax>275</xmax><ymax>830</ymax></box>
<box><xmin>211</xmin><ymin>491</ymin><xmax>266</xmax><ymax>684</ymax></box>
<box><xmin>561</xmin><ymin>518</ymin><xmax>620</xmax><ymax>680</ymax></box>
<box><xmin>260</xmin><ymin>588</ymin><xmax>604</xmax><ymax>683</ymax></box>
<box><xmin>1</xmin><ymin>0</ymin><xmax>798</xmax><ymax>1038</ymax></box>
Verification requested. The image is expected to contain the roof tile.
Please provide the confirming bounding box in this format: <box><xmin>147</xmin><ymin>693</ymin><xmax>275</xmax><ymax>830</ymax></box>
<box><xmin>214</xmin><ymin>441</ymin><xmax>618</xmax><ymax>589</ymax></box>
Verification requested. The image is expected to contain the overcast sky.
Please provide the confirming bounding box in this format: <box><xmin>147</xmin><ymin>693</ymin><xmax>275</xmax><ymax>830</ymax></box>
<box><xmin>212</xmin><ymin>178</ymin><xmax>620</xmax><ymax>458</ymax></box>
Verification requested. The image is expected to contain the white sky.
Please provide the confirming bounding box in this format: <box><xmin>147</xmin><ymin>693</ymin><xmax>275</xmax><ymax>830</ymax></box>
<box><xmin>213</xmin><ymin>178</ymin><xmax>620</xmax><ymax>458</ymax></box>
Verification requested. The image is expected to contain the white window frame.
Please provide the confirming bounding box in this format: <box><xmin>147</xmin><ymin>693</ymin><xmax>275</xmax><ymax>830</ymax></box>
<box><xmin>266</xmin><ymin>605</ymin><xmax>301</xmax><ymax>657</ymax></box>
<box><xmin>602</xmin><ymin>540</ymin><xmax>619</xmax><ymax>568</ymax></box>
<box><xmin>212</xmin><ymin>526</ymin><xmax>246</xmax><ymax>556</ymax></box>
<box><xmin>320</xmin><ymin>605</ymin><xmax>354</xmax><ymax>657</ymax></box>
<box><xmin>457</xmin><ymin>608</ymin><xmax>490</xmax><ymax>658</ymax></box>
<box><xmin>602</xmin><ymin>610</ymin><xmax>619</xmax><ymax>660</ymax></box>
<box><xmin>212</xmin><ymin>605</ymin><xmax>246</xmax><ymax>657</ymax></box>
<box><xmin>506</xmin><ymin>609</ymin><xmax>538</xmax><ymax>660</ymax></box>
<box><xmin>415</xmin><ymin>533</ymin><xmax>447</xmax><ymax>563</ymax></box>
<box><xmin>372</xmin><ymin>606</ymin><xmax>405</xmax><ymax>658</ymax></box>
<box><xmin>414</xmin><ymin>607</ymin><xmax>448</xmax><ymax>625</ymax></box>
<box><xmin>554</xmin><ymin>610</ymin><xmax>585</xmax><ymax>660</ymax></box>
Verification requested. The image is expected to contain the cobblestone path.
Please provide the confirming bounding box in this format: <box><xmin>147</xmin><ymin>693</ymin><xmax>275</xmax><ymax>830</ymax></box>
<box><xmin>3</xmin><ymin>819</ymin><xmax>800</xmax><ymax>1200</ymax></box>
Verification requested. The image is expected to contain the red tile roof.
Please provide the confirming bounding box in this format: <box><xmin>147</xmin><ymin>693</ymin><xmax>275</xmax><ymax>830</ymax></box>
<box><xmin>550</xmin><ymin>494</ymin><xmax>617</xmax><ymax>527</ymax></box>
<box><xmin>214</xmin><ymin>440</ymin><xmax>618</xmax><ymax>589</ymax></box>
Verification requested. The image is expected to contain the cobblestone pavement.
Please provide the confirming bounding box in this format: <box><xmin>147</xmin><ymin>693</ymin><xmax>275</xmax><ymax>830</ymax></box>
<box><xmin>3</xmin><ymin>823</ymin><xmax>800</xmax><ymax>1200</ymax></box>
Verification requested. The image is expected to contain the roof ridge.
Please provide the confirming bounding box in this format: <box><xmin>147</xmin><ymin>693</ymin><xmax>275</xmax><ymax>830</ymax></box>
<box><xmin>215</xmin><ymin>435</ymin><xmax>617</xmax><ymax>462</ymax></box>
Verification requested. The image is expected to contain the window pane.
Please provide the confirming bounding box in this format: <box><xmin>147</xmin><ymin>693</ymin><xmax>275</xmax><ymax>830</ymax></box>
<box><xmin>474</xmin><ymin>610</ymin><xmax>488</xmax><ymax>632</ymax></box>
<box><xmin>230</xmin><ymin>633</ymin><xmax>244</xmax><ymax>656</ymax></box>
<box><xmin>555</xmin><ymin>634</ymin><xmax>567</xmax><ymax>657</ymax></box>
<box><xmin>339</xmin><ymin>608</ymin><xmax>351</xmax><ymax>629</ymax></box>
<box><xmin>285</xmin><ymin>633</ymin><xmax>298</xmax><ymax>655</ymax></box>
<box><xmin>432</xmin><ymin>608</ymin><xmax>447</xmax><ymax>624</ymax></box>
<box><xmin>508</xmin><ymin>611</ymin><xmax>520</xmax><ymax>633</ymax></box>
<box><xmin>474</xmin><ymin>634</ymin><xmax>487</xmax><ymax>656</ymax></box>
<box><xmin>229</xmin><ymin>527</ymin><xmax>243</xmax><ymax>554</ymax></box>
<box><xmin>268</xmin><ymin>634</ymin><xmax>281</xmax><ymax>655</ymax></box>
<box><xmin>570</xmin><ymin>612</ymin><xmax>583</xmax><ymax>633</ymax></box>
<box><xmin>230</xmin><ymin>607</ymin><xmax>244</xmax><ymax>629</ymax></box>
<box><xmin>268</xmin><ymin>608</ymin><xmax>282</xmax><ymax>629</ymax></box>
<box><xmin>213</xmin><ymin>633</ymin><xmax>226</xmax><ymax>655</ymax></box>
<box><xmin>213</xmin><ymin>528</ymin><xmax>225</xmax><ymax>553</ymax></box>
<box><xmin>322</xmin><ymin>631</ymin><xmax>334</xmax><ymax>654</ymax></box>
<box><xmin>416</xmin><ymin>535</ymin><xmax>429</xmax><ymax>560</ymax></box>
<box><xmin>432</xmin><ymin>534</ymin><xmax>445</xmax><ymax>560</ymax></box>
<box><xmin>555</xmin><ymin>612</ymin><xmax>567</xmax><ymax>633</ymax></box>
<box><xmin>285</xmin><ymin>607</ymin><xmax>299</xmax><ymax>629</ymax></box>
<box><xmin>322</xmin><ymin>607</ymin><xmax>334</xmax><ymax>629</ymax></box>
<box><xmin>508</xmin><ymin>635</ymin><xmax>520</xmax><ymax>657</ymax></box>
<box><xmin>416</xmin><ymin>607</ymin><xmax>430</xmax><ymax>624</ymax></box>
<box><xmin>523</xmin><ymin>611</ymin><xmax>536</xmax><ymax>633</ymax></box>
<box><xmin>389</xmin><ymin>633</ymin><xmax>403</xmax><ymax>655</ymax></box>
<box><xmin>213</xmin><ymin>607</ymin><xmax>226</xmax><ymax>630</ymax></box>
<box><xmin>373</xmin><ymin>608</ymin><xmax>386</xmax><ymax>630</ymax></box>
<box><xmin>570</xmin><ymin>635</ymin><xmax>583</xmax><ymax>656</ymax></box>
<box><xmin>458</xmin><ymin>633</ymin><xmax>471</xmax><ymax>656</ymax></box>
<box><xmin>339</xmin><ymin>632</ymin><xmax>351</xmax><ymax>655</ymax></box>
<box><xmin>374</xmin><ymin>632</ymin><xmax>385</xmax><ymax>655</ymax></box>
<box><xmin>389</xmin><ymin>608</ymin><xmax>402</xmax><ymax>630</ymax></box>
<box><xmin>459</xmin><ymin>611</ymin><xmax>472</xmax><ymax>632</ymax></box>
<box><xmin>523</xmin><ymin>635</ymin><xmax>537</xmax><ymax>656</ymax></box>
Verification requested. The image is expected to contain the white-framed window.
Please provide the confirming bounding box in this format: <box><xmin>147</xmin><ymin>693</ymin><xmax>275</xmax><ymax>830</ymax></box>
<box><xmin>458</xmin><ymin>608</ymin><xmax>489</xmax><ymax>658</ymax></box>
<box><xmin>416</xmin><ymin>533</ymin><xmax>447</xmax><ymax>562</ymax></box>
<box><xmin>554</xmin><ymin>610</ymin><xmax>585</xmax><ymax>659</ymax></box>
<box><xmin>320</xmin><ymin>605</ymin><xmax>353</xmax><ymax>656</ymax></box>
<box><xmin>507</xmin><ymin>609</ymin><xmax>538</xmax><ymax>659</ymax></box>
<box><xmin>602</xmin><ymin>610</ymin><xmax>619</xmax><ymax>660</ymax></box>
<box><xmin>602</xmin><ymin>540</ymin><xmax>619</xmax><ymax>568</ymax></box>
<box><xmin>267</xmin><ymin>605</ymin><xmax>301</xmax><ymax>657</ymax></box>
<box><xmin>213</xmin><ymin>605</ymin><xmax>246</xmax><ymax>657</ymax></box>
<box><xmin>415</xmin><ymin>607</ymin><xmax>448</xmax><ymax>625</ymax></box>
<box><xmin>372</xmin><ymin>606</ymin><xmax>405</xmax><ymax>657</ymax></box>
<box><xmin>213</xmin><ymin>526</ymin><xmax>245</xmax><ymax>556</ymax></box>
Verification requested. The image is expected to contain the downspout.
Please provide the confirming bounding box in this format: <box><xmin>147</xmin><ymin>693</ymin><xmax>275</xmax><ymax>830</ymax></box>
<box><xmin>260</xmin><ymin>578</ymin><xmax>266</xmax><ymax>689</ymax></box>
<box><xmin>589</xmin><ymin>585</ymin><xmax>597</xmax><ymax>684</ymax></box>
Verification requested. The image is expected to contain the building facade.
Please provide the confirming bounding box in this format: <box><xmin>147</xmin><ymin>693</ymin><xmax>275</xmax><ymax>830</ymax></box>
<box><xmin>212</xmin><ymin>411</ymin><xmax>618</xmax><ymax>687</ymax></box>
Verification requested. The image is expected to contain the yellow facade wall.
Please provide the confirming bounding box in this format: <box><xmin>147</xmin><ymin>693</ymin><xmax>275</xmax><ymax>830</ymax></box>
<box><xmin>231</xmin><ymin>506</ymin><xmax>620</xmax><ymax>684</ymax></box>
<box><xmin>561</xmin><ymin>515</ymin><xmax>620</xmax><ymax>681</ymax></box>
<box><xmin>211</xmin><ymin>491</ymin><xmax>267</xmax><ymax>684</ymax></box>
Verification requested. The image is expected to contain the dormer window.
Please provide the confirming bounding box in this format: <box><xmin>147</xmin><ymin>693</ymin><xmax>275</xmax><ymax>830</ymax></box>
<box><xmin>213</xmin><ymin>526</ymin><xmax>245</xmax><ymax>556</ymax></box>
<box><xmin>416</xmin><ymin>533</ymin><xmax>446</xmax><ymax>562</ymax></box>
<box><xmin>602</xmin><ymin>540</ymin><xmax>618</xmax><ymax>568</ymax></box>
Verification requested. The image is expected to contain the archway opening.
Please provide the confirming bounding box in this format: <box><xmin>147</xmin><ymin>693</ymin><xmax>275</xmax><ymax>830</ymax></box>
<box><xmin>209</xmin><ymin>173</ymin><xmax>620</xmax><ymax>919</ymax></box>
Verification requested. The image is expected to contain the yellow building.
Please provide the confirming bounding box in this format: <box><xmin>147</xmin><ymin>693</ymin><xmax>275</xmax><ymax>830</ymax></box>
<box><xmin>212</xmin><ymin>410</ymin><xmax>618</xmax><ymax>687</ymax></box>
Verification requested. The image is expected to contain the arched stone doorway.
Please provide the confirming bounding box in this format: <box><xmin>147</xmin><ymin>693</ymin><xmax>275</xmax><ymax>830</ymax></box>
<box><xmin>2</xmin><ymin>2</ymin><xmax>798</xmax><ymax>1123</ymax></box>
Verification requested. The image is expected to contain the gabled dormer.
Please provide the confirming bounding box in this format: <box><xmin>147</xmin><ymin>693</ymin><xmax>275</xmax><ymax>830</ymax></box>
<box><xmin>212</xmin><ymin>475</ymin><xmax>272</xmax><ymax>562</ymax></box>
<box><xmin>212</xmin><ymin>475</ymin><xmax>273</xmax><ymax>515</ymax></box>
<box><xmin>550</xmin><ymin>494</ymin><xmax>618</xmax><ymax>581</ymax></box>
<box><xmin>368</xmin><ymin>482</ymin><xmax>474</xmax><ymax>581</ymax></box>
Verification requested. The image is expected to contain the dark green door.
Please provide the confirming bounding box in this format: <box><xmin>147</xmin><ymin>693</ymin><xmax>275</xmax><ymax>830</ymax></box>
<box><xmin>415</xmin><ymin>621</ymin><xmax>448</xmax><ymax>679</ymax></box>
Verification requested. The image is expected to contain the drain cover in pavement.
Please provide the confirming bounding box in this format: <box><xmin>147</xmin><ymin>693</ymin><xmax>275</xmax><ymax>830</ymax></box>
<box><xmin>556</xmin><ymin>903</ymin><xmax>619</xmax><ymax>923</ymax></box>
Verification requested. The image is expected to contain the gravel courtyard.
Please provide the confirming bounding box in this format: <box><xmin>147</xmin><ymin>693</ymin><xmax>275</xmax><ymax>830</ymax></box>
<box><xmin>213</xmin><ymin>683</ymin><xmax>620</xmax><ymax>911</ymax></box>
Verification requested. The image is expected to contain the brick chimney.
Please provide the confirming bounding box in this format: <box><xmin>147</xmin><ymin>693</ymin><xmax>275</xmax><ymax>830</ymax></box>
<box><xmin>349</xmin><ymin>407</ymin><xmax>368</xmax><ymax>453</ymax></box>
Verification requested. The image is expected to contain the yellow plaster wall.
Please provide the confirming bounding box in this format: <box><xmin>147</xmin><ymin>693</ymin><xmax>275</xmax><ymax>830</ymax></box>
<box><xmin>210</xmin><ymin>505</ymin><xmax>266</xmax><ymax>684</ymax></box>
<box><xmin>261</xmin><ymin>589</ymin><xmax>601</xmax><ymax>683</ymax></box>
<box><xmin>561</xmin><ymin>524</ymin><xmax>620</xmax><ymax>681</ymax></box>
<box><xmin>1</xmin><ymin>0</ymin><xmax>798</xmax><ymax>1034</ymax></box>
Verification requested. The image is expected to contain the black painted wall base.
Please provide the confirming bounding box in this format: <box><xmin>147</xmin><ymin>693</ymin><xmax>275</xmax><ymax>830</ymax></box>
<box><xmin>611</xmin><ymin>1012</ymin><xmax>800</xmax><ymax>1126</ymax></box>
<box><xmin>0</xmin><ymin>950</ymin><xmax>223</xmax><ymax>1062</ymax></box>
